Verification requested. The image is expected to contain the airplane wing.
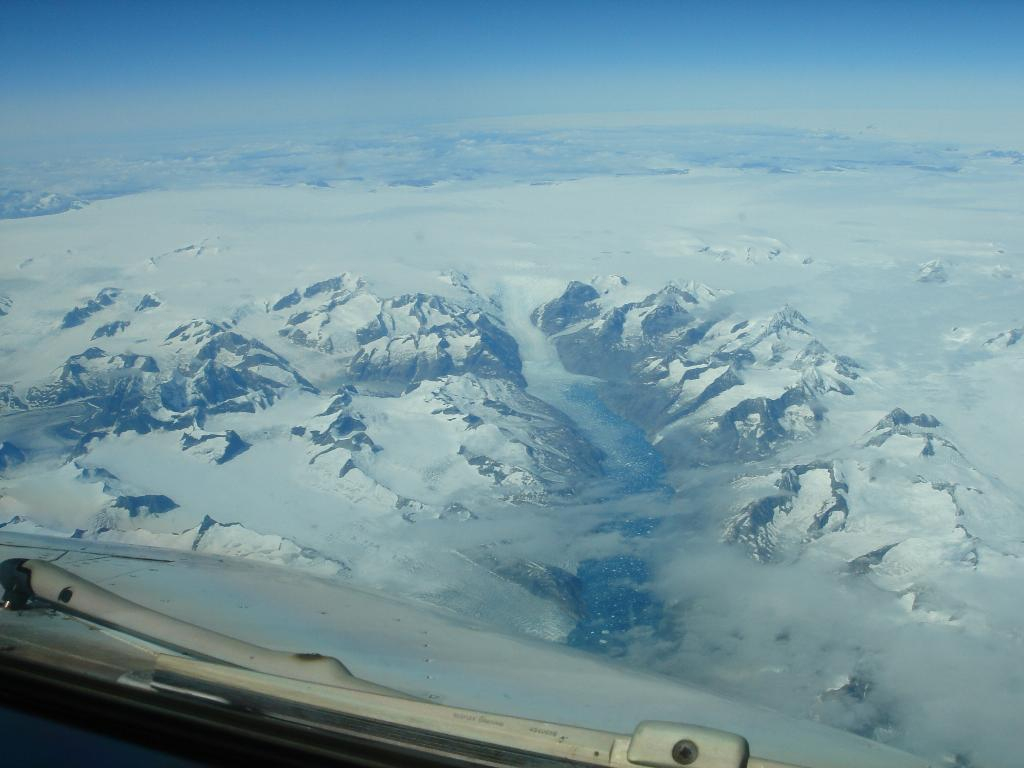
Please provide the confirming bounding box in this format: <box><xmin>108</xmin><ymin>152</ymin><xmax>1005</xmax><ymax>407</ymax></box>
<box><xmin>0</xmin><ymin>532</ymin><xmax>931</xmax><ymax>768</ymax></box>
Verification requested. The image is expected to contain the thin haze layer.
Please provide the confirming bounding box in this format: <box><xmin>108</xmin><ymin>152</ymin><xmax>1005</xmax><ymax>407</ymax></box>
<box><xmin>0</xmin><ymin>4</ymin><xmax>1022</xmax><ymax>768</ymax></box>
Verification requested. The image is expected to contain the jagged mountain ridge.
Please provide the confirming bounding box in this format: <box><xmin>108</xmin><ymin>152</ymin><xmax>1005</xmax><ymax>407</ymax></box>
<box><xmin>0</xmin><ymin>272</ymin><xmax>612</xmax><ymax>538</ymax></box>
<box><xmin>532</xmin><ymin>278</ymin><xmax>859</xmax><ymax>467</ymax></box>
<box><xmin>723</xmin><ymin>407</ymin><xmax>1024</xmax><ymax>619</ymax></box>
<box><xmin>271</xmin><ymin>273</ymin><xmax>525</xmax><ymax>387</ymax></box>
<box><xmin>530</xmin><ymin>278</ymin><xmax>1024</xmax><ymax>643</ymax></box>
<box><xmin>2</xmin><ymin>268</ymin><xmax>1019</xmax><ymax>653</ymax></box>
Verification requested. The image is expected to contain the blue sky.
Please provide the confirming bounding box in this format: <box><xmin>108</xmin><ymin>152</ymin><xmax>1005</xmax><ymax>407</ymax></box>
<box><xmin>1</xmin><ymin>0</ymin><xmax>1022</xmax><ymax>141</ymax></box>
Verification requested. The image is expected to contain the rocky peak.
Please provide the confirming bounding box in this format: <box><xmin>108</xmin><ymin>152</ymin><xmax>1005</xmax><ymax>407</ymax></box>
<box><xmin>874</xmin><ymin>408</ymin><xmax>942</xmax><ymax>431</ymax></box>
<box><xmin>764</xmin><ymin>306</ymin><xmax>810</xmax><ymax>337</ymax></box>
<box><xmin>531</xmin><ymin>281</ymin><xmax>601</xmax><ymax>335</ymax></box>
<box><xmin>61</xmin><ymin>288</ymin><xmax>121</xmax><ymax>329</ymax></box>
<box><xmin>303</xmin><ymin>273</ymin><xmax>365</xmax><ymax>300</ymax></box>
<box><xmin>135</xmin><ymin>294</ymin><xmax>161</xmax><ymax>312</ymax></box>
<box><xmin>92</xmin><ymin>319</ymin><xmax>130</xmax><ymax>339</ymax></box>
<box><xmin>164</xmin><ymin>319</ymin><xmax>230</xmax><ymax>347</ymax></box>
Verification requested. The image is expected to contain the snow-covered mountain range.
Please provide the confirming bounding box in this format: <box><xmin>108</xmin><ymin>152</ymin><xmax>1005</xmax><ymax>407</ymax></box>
<box><xmin>3</xmin><ymin>259</ymin><xmax>1017</xmax><ymax>658</ymax></box>
<box><xmin>1</xmin><ymin>142</ymin><xmax>1021</xmax><ymax>766</ymax></box>
<box><xmin>532</xmin><ymin>278</ymin><xmax>858</xmax><ymax>466</ymax></box>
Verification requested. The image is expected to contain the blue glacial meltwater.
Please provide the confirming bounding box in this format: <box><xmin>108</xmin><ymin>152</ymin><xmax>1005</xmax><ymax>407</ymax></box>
<box><xmin>563</xmin><ymin>382</ymin><xmax>669</xmax><ymax>496</ymax></box>
<box><xmin>568</xmin><ymin>553</ymin><xmax>664</xmax><ymax>654</ymax></box>
<box><xmin>556</xmin><ymin>383</ymin><xmax>670</xmax><ymax>655</ymax></box>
